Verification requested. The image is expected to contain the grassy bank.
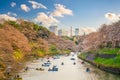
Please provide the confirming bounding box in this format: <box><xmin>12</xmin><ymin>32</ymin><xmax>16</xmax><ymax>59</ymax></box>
<box><xmin>79</xmin><ymin>48</ymin><xmax>120</xmax><ymax>68</ymax></box>
<box><xmin>95</xmin><ymin>48</ymin><xmax>120</xmax><ymax>68</ymax></box>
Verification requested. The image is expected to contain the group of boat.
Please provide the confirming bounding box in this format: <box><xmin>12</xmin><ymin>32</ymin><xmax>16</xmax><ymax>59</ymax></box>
<box><xmin>70</xmin><ymin>56</ymin><xmax>90</xmax><ymax>72</ymax></box>
<box><xmin>14</xmin><ymin>54</ymin><xmax>90</xmax><ymax>80</ymax></box>
<box><xmin>35</xmin><ymin>56</ymin><xmax>77</xmax><ymax>72</ymax></box>
<box><xmin>24</xmin><ymin>55</ymin><xmax>90</xmax><ymax>72</ymax></box>
<box><xmin>41</xmin><ymin>60</ymin><xmax>59</xmax><ymax>71</ymax></box>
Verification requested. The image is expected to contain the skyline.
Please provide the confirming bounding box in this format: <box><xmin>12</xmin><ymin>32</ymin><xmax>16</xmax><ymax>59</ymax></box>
<box><xmin>0</xmin><ymin>0</ymin><xmax>120</xmax><ymax>34</ymax></box>
<box><xmin>49</xmin><ymin>26</ymin><xmax>94</xmax><ymax>36</ymax></box>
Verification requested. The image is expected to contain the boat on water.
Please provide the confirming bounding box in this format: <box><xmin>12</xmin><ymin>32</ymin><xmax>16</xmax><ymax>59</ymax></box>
<box><xmin>86</xmin><ymin>68</ymin><xmax>90</xmax><ymax>72</ymax></box>
<box><xmin>73</xmin><ymin>62</ymin><xmax>76</xmax><ymax>65</ymax></box>
<box><xmin>61</xmin><ymin>62</ymin><xmax>64</xmax><ymax>65</ymax></box>
<box><xmin>36</xmin><ymin>68</ymin><xmax>44</xmax><ymax>71</ymax></box>
<box><xmin>70</xmin><ymin>58</ymin><xmax>75</xmax><ymax>60</ymax></box>
<box><xmin>42</xmin><ymin>63</ymin><xmax>50</xmax><ymax>67</ymax></box>
<box><xmin>48</xmin><ymin>66</ymin><xmax>58</xmax><ymax>71</ymax></box>
<box><xmin>81</xmin><ymin>61</ymin><xmax>84</xmax><ymax>64</ymax></box>
<box><xmin>42</xmin><ymin>62</ymin><xmax>51</xmax><ymax>67</ymax></box>
<box><xmin>14</xmin><ymin>75</ymin><xmax>22</xmax><ymax>80</ymax></box>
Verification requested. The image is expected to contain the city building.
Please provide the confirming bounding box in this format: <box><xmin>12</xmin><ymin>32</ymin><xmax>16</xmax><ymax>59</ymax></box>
<box><xmin>58</xmin><ymin>29</ymin><xmax>62</xmax><ymax>36</ymax></box>
<box><xmin>49</xmin><ymin>26</ymin><xmax>57</xmax><ymax>35</ymax></box>
<box><xmin>75</xmin><ymin>28</ymin><xmax>79</xmax><ymax>36</ymax></box>
<box><xmin>70</xmin><ymin>26</ymin><xmax>73</xmax><ymax>37</ymax></box>
<box><xmin>58</xmin><ymin>29</ymin><xmax>68</xmax><ymax>36</ymax></box>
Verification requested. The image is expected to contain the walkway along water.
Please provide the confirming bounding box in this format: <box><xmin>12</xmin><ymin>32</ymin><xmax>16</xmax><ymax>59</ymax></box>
<box><xmin>19</xmin><ymin>53</ymin><xmax>120</xmax><ymax>80</ymax></box>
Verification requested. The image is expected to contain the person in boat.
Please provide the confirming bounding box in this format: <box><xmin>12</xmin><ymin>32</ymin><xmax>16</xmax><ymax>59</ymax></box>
<box><xmin>61</xmin><ymin>62</ymin><xmax>64</xmax><ymax>65</ymax></box>
<box><xmin>47</xmin><ymin>60</ymin><xmax>50</xmax><ymax>63</ymax></box>
<box><xmin>48</xmin><ymin>68</ymin><xmax>51</xmax><ymax>71</ymax></box>
<box><xmin>16</xmin><ymin>75</ymin><xmax>20</xmax><ymax>78</ymax></box>
<box><xmin>53</xmin><ymin>65</ymin><xmax>57</xmax><ymax>67</ymax></box>
<box><xmin>14</xmin><ymin>75</ymin><xmax>22</xmax><ymax>80</ymax></box>
<box><xmin>52</xmin><ymin>65</ymin><xmax>55</xmax><ymax>68</ymax></box>
<box><xmin>73</xmin><ymin>62</ymin><xmax>76</xmax><ymax>65</ymax></box>
<box><xmin>24</xmin><ymin>67</ymin><xmax>29</xmax><ymax>71</ymax></box>
<box><xmin>81</xmin><ymin>61</ymin><xmax>84</xmax><ymax>64</ymax></box>
<box><xmin>40</xmin><ymin>68</ymin><xmax>44</xmax><ymax>70</ymax></box>
<box><xmin>36</xmin><ymin>68</ymin><xmax>39</xmax><ymax>70</ymax></box>
<box><xmin>86</xmin><ymin>68</ymin><xmax>90</xmax><ymax>72</ymax></box>
<box><xmin>52</xmin><ymin>65</ymin><xmax>57</xmax><ymax>69</ymax></box>
<box><xmin>36</xmin><ymin>68</ymin><xmax>44</xmax><ymax>71</ymax></box>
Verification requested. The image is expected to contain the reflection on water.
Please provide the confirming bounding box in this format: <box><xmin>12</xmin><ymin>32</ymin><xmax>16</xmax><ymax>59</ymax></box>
<box><xmin>20</xmin><ymin>53</ymin><xmax>120</xmax><ymax>80</ymax></box>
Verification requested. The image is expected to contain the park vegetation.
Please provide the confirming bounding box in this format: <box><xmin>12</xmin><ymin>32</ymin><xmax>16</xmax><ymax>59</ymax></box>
<box><xmin>0</xmin><ymin>19</ymin><xmax>75</xmax><ymax>79</ymax></box>
<box><xmin>79</xmin><ymin>21</ymin><xmax>120</xmax><ymax>71</ymax></box>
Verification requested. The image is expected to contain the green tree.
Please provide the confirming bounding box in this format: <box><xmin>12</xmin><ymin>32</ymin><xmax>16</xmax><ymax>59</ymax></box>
<box><xmin>0</xmin><ymin>24</ymin><xmax>3</xmax><ymax>28</ymax></box>
<box><xmin>7</xmin><ymin>20</ymin><xmax>20</xmax><ymax>28</ymax></box>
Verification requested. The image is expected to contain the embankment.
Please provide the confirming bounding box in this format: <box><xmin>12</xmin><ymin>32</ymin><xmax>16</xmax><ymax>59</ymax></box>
<box><xmin>78</xmin><ymin>53</ymin><xmax>120</xmax><ymax>74</ymax></box>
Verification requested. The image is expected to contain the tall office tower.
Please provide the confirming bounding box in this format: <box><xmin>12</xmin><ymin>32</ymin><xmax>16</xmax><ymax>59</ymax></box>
<box><xmin>58</xmin><ymin>29</ymin><xmax>62</xmax><ymax>36</ymax></box>
<box><xmin>62</xmin><ymin>29</ymin><xmax>68</xmax><ymax>36</ymax></box>
<box><xmin>70</xmin><ymin>26</ymin><xmax>73</xmax><ymax>37</ymax></box>
<box><xmin>49</xmin><ymin>26</ymin><xmax>57</xmax><ymax>35</ymax></box>
<box><xmin>83</xmin><ymin>32</ymin><xmax>86</xmax><ymax>36</ymax></box>
<box><xmin>75</xmin><ymin>28</ymin><xmax>79</xmax><ymax>36</ymax></box>
<box><xmin>58</xmin><ymin>29</ymin><xmax>68</xmax><ymax>36</ymax></box>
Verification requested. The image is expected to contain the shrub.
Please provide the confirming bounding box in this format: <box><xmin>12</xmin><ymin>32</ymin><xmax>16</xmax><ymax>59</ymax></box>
<box><xmin>33</xmin><ymin>24</ymin><xmax>40</xmax><ymax>31</ymax></box>
<box><xmin>13</xmin><ymin>49</ymin><xmax>24</xmax><ymax>62</ymax></box>
<box><xmin>0</xmin><ymin>24</ymin><xmax>3</xmax><ymax>28</ymax></box>
<box><xmin>7</xmin><ymin>20</ymin><xmax>20</xmax><ymax>28</ymax></box>
<box><xmin>32</xmin><ymin>49</ymin><xmax>45</xmax><ymax>58</ymax></box>
<box><xmin>48</xmin><ymin>45</ymin><xmax>60</xmax><ymax>55</ymax></box>
<box><xmin>62</xmin><ymin>50</ymin><xmax>71</xmax><ymax>54</ymax></box>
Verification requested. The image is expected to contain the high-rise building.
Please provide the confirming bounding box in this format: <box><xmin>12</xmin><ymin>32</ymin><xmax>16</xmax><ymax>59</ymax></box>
<box><xmin>63</xmin><ymin>29</ymin><xmax>68</xmax><ymax>36</ymax></box>
<box><xmin>49</xmin><ymin>26</ymin><xmax>57</xmax><ymax>34</ymax></box>
<box><xmin>70</xmin><ymin>26</ymin><xmax>73</xmax><ymax>37</ymax></box>
<box><xmin>58</xmin><ymin>29</ymin><xmax>62</xmax><ymax>36</ymax></box>
<box><xmin>75</xmin><ymin>28</ymin><xmax>79</xmax><ymax>36</ymax></box>
<box><xmin>58</xmin><ymin>29</ymin><xmax>68</xmax><ymax>36</ymax></box>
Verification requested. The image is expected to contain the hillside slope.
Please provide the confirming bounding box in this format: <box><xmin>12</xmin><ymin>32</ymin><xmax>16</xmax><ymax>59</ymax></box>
<box><xmin>0</xmin><ymin>20</ymin><xmax>75</xmax><ymax>79</ymax></box>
